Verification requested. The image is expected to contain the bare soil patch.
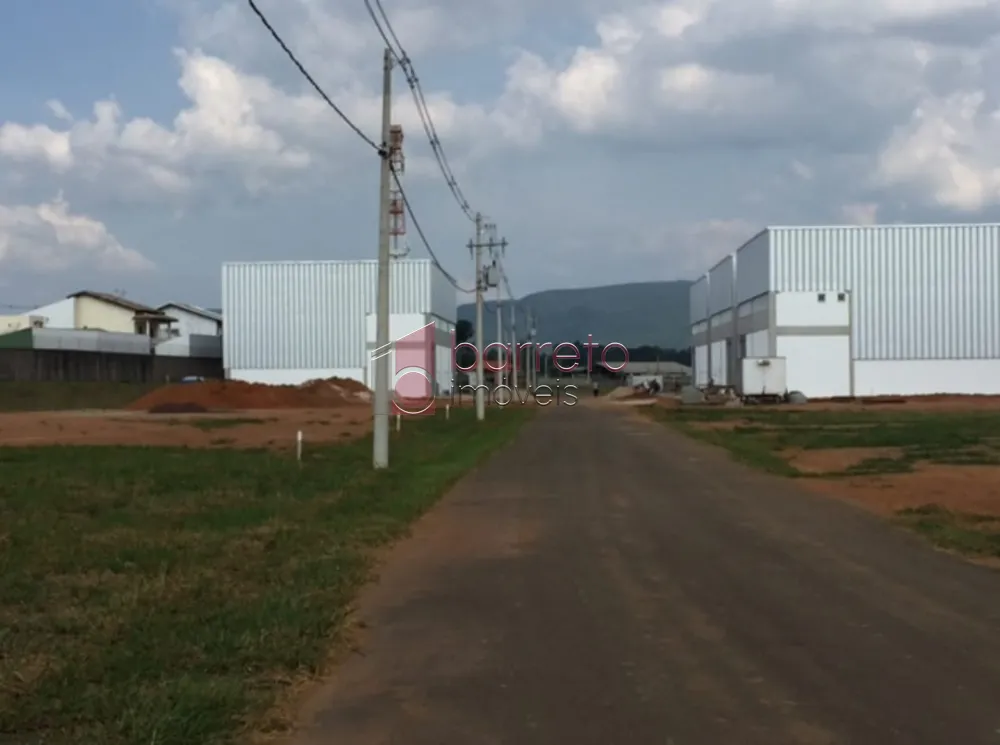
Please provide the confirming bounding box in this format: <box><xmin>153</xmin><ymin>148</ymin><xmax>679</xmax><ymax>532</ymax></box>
<box><xmin>803</xmin><ymin>464</ymin><xmax>1000</xmax><ymax>517</ymax></box>
<box><xmin>0</xmin><ymin>407</ymin><xmax>371</xmax><ymax>449</ymax></box>
<box><xmin>785</xmin><ymin>447</ymin><xmax>903</xmax><ymax>474</ymax></box>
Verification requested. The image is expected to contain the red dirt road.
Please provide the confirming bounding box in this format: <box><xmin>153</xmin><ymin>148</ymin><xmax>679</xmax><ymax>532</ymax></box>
<box><xmin>286</xmin><ymin>403</ymin><xmax>1000</xmax><ymax>744</ymax></box>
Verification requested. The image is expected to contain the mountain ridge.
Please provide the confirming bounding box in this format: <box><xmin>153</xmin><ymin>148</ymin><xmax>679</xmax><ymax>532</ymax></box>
<box><xmin>457</xmin><ymin>280</ymin><xmax>692</xmax><ymax>349</ymax></box>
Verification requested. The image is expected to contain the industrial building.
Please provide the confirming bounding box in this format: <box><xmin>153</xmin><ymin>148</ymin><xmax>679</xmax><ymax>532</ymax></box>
<box><xmin>690</xmin><ymin>224</ymin><xmax>1000</xmax><ymax>398</ymax></box>
<box><xmin>222</xmin><ymin>259</ymin><xmax>456</xmax><ymax>390</ymax></box>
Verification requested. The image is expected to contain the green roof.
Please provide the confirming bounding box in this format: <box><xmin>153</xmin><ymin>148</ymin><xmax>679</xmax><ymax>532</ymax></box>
<box><xmin>0</xmin><ymin>328</ymin><xmax>33</xmax><ymax>349</ymax></box>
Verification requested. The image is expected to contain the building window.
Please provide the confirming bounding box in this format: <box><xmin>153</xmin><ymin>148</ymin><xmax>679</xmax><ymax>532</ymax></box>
<box><xmin>818</xmin><ymin>293</ymin><xmax>826</xmax><ymax>302</ymax></box>
<box><xmin>739</xmin><ymin>334</ymin><xmax>747</xmax><ymax>358</ymax></box>
<box><xmin>837</xmin><ymin>292</ymin><xmax>846</xmax><ymax>302</ymax></box>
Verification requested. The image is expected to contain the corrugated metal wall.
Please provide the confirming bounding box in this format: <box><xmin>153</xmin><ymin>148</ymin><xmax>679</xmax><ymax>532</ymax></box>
<box><xmin>735</xmin><ymin>229</ymin><xmax>770</xmax><ymax>304</ymax></box>
<box><xmin>222</xmin><ymin>259</ymin><xmax>447</xmax><ymax>370</ymax></box>
<box><xmin>708</xmin><ymin>255</ymin><xmax>734</xmax><ymax>314</ymax></box>
<box><xmin>769</xmin><ymin>225</ymin><xmax>1000</xmax><ymax>360</ymax></box>
<box><xmin>689</xmin><ymin>276</ymin><xmax>709</xmax><ymax>322</ymax></box>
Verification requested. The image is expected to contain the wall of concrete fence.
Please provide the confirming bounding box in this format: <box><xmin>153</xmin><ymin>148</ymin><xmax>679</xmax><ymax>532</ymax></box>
<box><xmin>0</xmin><ymin>349</ymin><xmax>223</xmax><ymax>383</ymax></box>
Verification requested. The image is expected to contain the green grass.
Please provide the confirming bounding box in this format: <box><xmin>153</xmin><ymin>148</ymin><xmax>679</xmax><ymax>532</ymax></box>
<box><xmin>896</xmin><ymin>506</ymin><xmax>1000</xmax><ymax>558</ymax></box>
<box><xmin>0</xmin><ymin>382</ymin><xmax>156</xmax><ymax>412</ymax></box>
<box><xmin>0</xmin><ymin>407</ymin><xmax>532</xmax><ymax>744</ymax></box>
<box><xmin>649</xmin><ymin>406</ymin><xmax>1000</xmax><ymax>476</ymax></box>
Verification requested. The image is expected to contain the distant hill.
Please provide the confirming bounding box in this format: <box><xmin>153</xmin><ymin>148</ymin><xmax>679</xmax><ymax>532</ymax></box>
<box><xmin>457</xmin><ymin>280</ymin><xmax>692</xmax><ymax>349</ymax></box>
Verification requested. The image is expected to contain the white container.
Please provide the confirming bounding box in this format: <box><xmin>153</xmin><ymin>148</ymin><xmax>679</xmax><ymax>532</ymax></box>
<box><xmin>741</xmin><ymin>356</ymin><xmax>787</xmax><ymax>396</ymax></box>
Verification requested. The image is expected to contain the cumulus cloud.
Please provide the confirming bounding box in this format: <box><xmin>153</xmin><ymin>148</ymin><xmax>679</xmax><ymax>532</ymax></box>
<box><xmin>875</xmin><ymin>90</ymin><xmax>1000</xmax><ymax>211</ymax></box>
<box><xmin>0</xmin><ymin>195</ymin><xmax>154</xmax><ymax>273</ymax></box>
<box><xmin>841</xmin><ymin>203</ymin><xmax>880</xmax><ymax>224</ymax></box>
<box><xmin>0</xmin><ymin>51</ymin><xmax>315</xmax><ymax>197</ymax></box>
<box><xmin>3</xmin><ymin>0</ymin><xmax>1000</xmax><ymax>298</ymax></box>
<box><xmin>9</xmin><ymin>0</ymin><xmax>1000</xmax><ymax>207</ymax></box>
<box><xmin>0</xmin><ymin>37</ymin><xmax>529</xmax><ymax>202</ymax></box>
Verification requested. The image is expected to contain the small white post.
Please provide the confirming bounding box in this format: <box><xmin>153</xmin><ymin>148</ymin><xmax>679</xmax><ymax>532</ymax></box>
<box><xmin>395</xmin><ymin>414</ymin><xmax>401</xmax><ymax>432</ymax></box>
<box><xmin>296</xmin><ymin>430</ymin><xmax>303</xmax><ymax>464</ymax></box>
<box><xmin>445</xmin><ymin>404</ymin><xmax>450</xmax><ymax>420</ymax></box>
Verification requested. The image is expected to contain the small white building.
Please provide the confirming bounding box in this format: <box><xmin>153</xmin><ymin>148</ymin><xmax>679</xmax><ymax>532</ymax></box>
<box><xmin>690</xmin><ymin>224</ymin><xmax>1000</xmax><ymax>398</ymax></box>
<box><xmin>222</xmin><ymin>259</ymin><xmax>456</xmax><ymax>390</ymax></box>
<box><xmin>0</xmin><ymin>314</ymin><xmax>45</xmax><ymax>333</ymax></box>
<box><xmin>158</xmin><ymin>302</ymin><xmax>222</xmax><ymax>338</ymax></box>
<box><xmin>27</xmin><ymin>291</ymin><xmax>176</xmax><ymax>338</ymax></box>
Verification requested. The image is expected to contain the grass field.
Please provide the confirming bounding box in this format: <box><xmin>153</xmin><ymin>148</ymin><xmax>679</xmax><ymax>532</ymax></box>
<box><xmin>0</xmin><ymin>407</ymin><xmax>532</xmax><ymax>744</ymax></box>
<box><xmin>0</xmin><ymin>382</ymin><xmax>157</xmax><ymax>412</ymax></box>
<box><xmin>649</xmin><ymin>405</ymin><xmax>1000</xmax><ymax>560</ymax></box>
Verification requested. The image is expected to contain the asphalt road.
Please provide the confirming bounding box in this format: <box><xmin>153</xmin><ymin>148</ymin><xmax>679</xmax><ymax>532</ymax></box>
<box><xmin>290</xmin><ymin>402</ymin><xmax>1000</xmax><ymax>744</ymax></box>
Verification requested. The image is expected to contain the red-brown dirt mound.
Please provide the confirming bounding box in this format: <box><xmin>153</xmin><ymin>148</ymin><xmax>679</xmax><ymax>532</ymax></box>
<box><xmin>148</xmin><ymin>401</ymin><xmax>209</xmax><ymax>414</ymax></box>
<box><xmin>127</xmin><ymin>378</ymin><xmax>370</xmax><ymax>412</ymax></box>
<box><xmin>301</xmin><ymin>376</ymin><xmax>370</xmax><ymax>394</ymax></box>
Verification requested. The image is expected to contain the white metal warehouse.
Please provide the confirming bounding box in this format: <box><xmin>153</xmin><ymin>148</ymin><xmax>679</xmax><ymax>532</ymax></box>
<box><xmin>222</xmin><ymin>259</ymin><xmax>456</xmax><ymax>391</ymax></box>
<box><xmin>690</xmin><ymin>224</ymin><xmax>1000</xmax><ymax>398</ymax></box>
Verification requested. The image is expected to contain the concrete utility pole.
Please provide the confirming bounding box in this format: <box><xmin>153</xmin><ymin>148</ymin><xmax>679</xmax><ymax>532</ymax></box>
<box><xmin>373</xmin><ymin>47</ymin><xmax>393</xmax><ymax>469</ymax></box>
<box><xmin>468</xmin><ymin>213</ymin><xmax>486</xmax><ymax>421</ymax></box>
<box><xmin>495</xmin><ymin>263</ymin><xmax>503</xmax><ymax>387</ymax></box>
<box><xmin>484</xmin><ymin>227</ymin><xmax>507</xmax><ymax>389</ymax></box>
<box><xmin>527</xmin><ymin>307</ymin><xmax>537</xmax><ymax>390</ymax></box>
<box><xmin>510</xmin><ymin>303</ymin><xmax>518</xmax><ymax>390</ymax></box>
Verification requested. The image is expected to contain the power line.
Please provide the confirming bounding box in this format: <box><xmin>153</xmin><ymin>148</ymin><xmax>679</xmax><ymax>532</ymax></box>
<box><xmin>391</xmin><ymin>165</ymin><xmax>474</xmax><ymax>293</ymax></box>
<box><xmin>246</xmin><ymin>0</ymin><xmax>382</xmax><ymax>153</ymax></box>
<box><xmin>0</xmin><ymin>303</ymin><xmax>40</xmax><ymax>310</ymax></box>
<box><xmin>246</xmin><ymin>0</ymin><xmax>472</xmax><ymax>292</ymax></box>
<box><xmin>363</xmin><ymin>0</ymin><xmax>476</xmax><ymax>222</ymax></box>
<box><xmin>361</xmin><ymin>0</ymin><xmax>512</xmax><ymax>299</ymax></box>
<box><xmin>372</xmin><ymin>0</ymin><xmax>406</xmax><ymax>54</ymax></box>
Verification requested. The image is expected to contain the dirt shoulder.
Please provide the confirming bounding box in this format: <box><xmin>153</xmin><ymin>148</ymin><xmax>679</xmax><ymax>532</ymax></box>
<box><xmin>0</xmin><ymin>407</ymin><xmax>372</xmax><ymax>449</ymax></box>
<box><xmin>645</xmin><ymin>400</ymin><xmax>1000</xmax><ymax>561</ymax></box>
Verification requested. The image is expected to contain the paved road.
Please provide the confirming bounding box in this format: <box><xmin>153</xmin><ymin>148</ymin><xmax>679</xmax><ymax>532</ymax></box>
<box><xmin>291</xmin><ymin>403</ymin><xmax>1000</xmax><ymax>744</ymax></box>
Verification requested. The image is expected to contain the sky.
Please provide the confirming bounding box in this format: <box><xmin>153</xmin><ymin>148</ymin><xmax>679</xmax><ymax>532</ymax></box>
<box><xmin>1</xmin><ymin>0</ymin><xmax>999</xmax><ymax>311</ymax></box>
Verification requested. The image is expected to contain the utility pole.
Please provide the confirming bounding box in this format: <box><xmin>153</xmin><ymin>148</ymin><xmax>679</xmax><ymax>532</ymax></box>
<box><xmin>485</xmin><ymin>226</ymin><xmax>507</xmax><ymax>389</ymax></box>
<box><xmin>510</xmin><ymin>303</ymin><xmax>518</xmax><ymax>390</ymax></box>
<box><xmin>495</xmin><ymin>264</ymin><xmax>503</xmax><ymax>387</ymax></box>
<box><xmin>372</xmin><ymin>47</ymin><xmax>393</xmax><ymax>469</ymax></box>
<box><xmin>483</xmin><ymin>221</ymin><xmax>502</xmax><ymax>388</ymax></box>
<box><xmin>527</xmin><ymin>307</ymin><xmax>536</xmax><ymax>390</ymax></box>
<box><xmin>468</xmin><ymin>214</ymin><xmax>486</xmax><ymax>420</ymax></box>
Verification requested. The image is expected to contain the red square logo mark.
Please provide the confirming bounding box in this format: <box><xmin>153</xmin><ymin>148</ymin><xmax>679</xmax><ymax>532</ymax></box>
<box><xmin>372</xmin><ymin>321</ymin><xmax>436</xmax><ymax>416</ymax></box>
